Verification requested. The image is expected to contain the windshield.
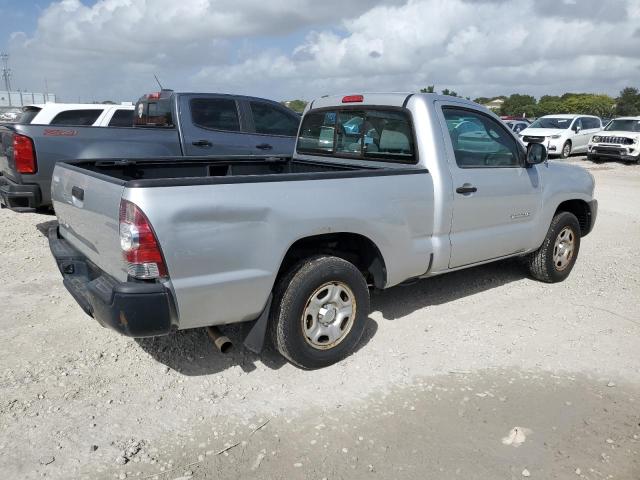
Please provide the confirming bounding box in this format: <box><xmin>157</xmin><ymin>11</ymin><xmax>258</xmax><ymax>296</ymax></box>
<box><xmin>604</xmin><ymin>119</ymin><xmax>640</xmax><ymax>133</ymax></box>
<box><xmin>529</xmin><ymin>117</ymin><xmax>573</xmax><ymax>130</ymax></box>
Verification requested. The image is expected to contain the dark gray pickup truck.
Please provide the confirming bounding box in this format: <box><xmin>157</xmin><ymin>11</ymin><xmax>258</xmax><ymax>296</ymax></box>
<box><xmin>0</xmin><ymin>90</ymin><xmax>300</xmax><ymax>211</ymax></box>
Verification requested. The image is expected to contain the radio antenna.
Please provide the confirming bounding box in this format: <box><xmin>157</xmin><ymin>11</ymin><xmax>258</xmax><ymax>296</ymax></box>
<box><xmin>153</xmin><ymin>74</ymin><xmax>164</xmax><ymax>90</ymax></box>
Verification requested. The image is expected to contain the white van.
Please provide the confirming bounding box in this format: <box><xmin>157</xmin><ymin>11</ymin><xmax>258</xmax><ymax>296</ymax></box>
<box><xmin>519</xmin><ymin>114</ymin><xmax>602</xmax><ymax>158</ymax></box>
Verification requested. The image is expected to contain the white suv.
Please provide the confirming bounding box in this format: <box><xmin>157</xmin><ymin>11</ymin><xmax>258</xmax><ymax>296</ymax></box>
<box><xmin>19</xmin><ymin>103</ymin><xmax>134</xmax><ymax>127</ymax></box>
<box><xmin>588</xmin><ymin>117</ymin><xmax>640</xmax><ymax>164</ymax></box>
<box><xmin>519</xmin><ymin>114</ymin><xmax>602</xmax><ymax>158</ymax></box>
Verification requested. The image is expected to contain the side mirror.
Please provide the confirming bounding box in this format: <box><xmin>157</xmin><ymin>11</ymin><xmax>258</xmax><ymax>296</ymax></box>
<box><xmin>574</xmin><ymin>125</ymin><xmax>582</xmax><ymax>133</ymax></box>
<box><xmin>526</xmin><ymin>143</ymin><xmax>547</xmax><ymax>166</ymax></box>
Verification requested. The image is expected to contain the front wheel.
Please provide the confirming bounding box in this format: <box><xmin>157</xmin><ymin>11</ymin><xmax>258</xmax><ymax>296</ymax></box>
<box><xmin>527</xmin><ymin>212</ymin><xmax>581</xmax><ymax>283</ymax></box>
<box><xmin>271</xmin><ymin>256</ymin><xmax>370</xmax><ymax>369</ymax></box>
<box><xmin>560</xmin><ymin>141</ymin><xmax>572</xmax><ymax>159</ymax></box>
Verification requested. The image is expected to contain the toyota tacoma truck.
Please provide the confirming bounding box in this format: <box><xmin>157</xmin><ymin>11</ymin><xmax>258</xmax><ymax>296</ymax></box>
<box><xmin>587</xmin><ymin>117</ymin><xmax>640</xmax><ymax>164</ymax></box>
<box><xmin>0</xmin><ymin>90</ymin><xmax>300</xmax><ymax>211</ymax></box>
<box><xmin>48</xmin><ymin>93</ymin><xmax>597</xmax><ymax>369</ymax></box>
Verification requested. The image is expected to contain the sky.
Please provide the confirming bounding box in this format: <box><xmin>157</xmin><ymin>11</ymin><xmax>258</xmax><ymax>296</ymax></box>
<box><xmin>0</xmin><ymin>0</ymin><xmax>639</xmax><ymax>103</ymax></box>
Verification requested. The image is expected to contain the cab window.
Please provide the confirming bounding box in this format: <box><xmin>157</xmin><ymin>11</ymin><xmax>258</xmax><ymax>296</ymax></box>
<box><xmin>191</xmin><ymin>98</ymin><xmax>240</xmax><ymax>132</ymax></box>
<box><xmin>443</xmin><ymin>108</ymin><xmax>521</xmax><ymax>168</ymax></box>
<box><xmin>297</xmin><ymin>108</ymin><xmax>415</xmax><ymax>163</ymax></box>
<box><xmin>250</xmin><ymin>102</ymin><xmax>299</xmax><ymax>136</ymax></box>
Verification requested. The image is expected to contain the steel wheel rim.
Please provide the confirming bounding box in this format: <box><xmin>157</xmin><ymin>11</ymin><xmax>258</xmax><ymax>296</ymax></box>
<box><xmin>553</xmin><ymin>227</ymin><xmax>575</xmax><ymax>271</ymax></box>
<box><xmin>302</xmin><ymin>282</ymin><xmax>356</xmax><ymax>350</ymax></box>
<box><xmin>563</xmin><ymin>144</ymin><xmax>571</xmax><ymax>157</ymax></box>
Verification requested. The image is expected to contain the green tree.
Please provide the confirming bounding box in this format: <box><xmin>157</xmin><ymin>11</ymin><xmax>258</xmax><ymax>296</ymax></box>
<box><xmin>420</xmin><ymin>85</ymin><xmax>435</xmax><ymax>93</ymax></box>
<box><xmin>615</xmin><ymin>87</ymin><xmax>640</xmax><ymax>116</ymax></box>
<box><xmin>441</xmin><ymin>88</ymin><xmax>458</xmax><ymax>97</ymax></box>
<box><xmin>473</xmin><ymin>96</ymin><xmax>492</xmax><ymax>104</ymax></box>
<box><xmin>281</xmin><ymin>100</ymin><xmax>307</xmax><ymax>113</ymax></box>
<box><xmin>500</xmin><ymin>94</ymin><xmax>537</xmax><ymax>116</ymax></box>
<box><xmin>562</xmin><ymin>94</ymin><xmax>615</xmax><ymax>117</ymax></box>
<box><xmin>536</xmin><ymin>100</ymin><xmax>567</xmax><ymax>117</ymax></box>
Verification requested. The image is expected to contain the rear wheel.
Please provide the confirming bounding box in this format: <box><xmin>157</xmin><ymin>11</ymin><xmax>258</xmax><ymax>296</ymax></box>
<box><xmin>271</xmin><ymin>256</ymin><xmax>370</xmax><ymax>369</ymax></box>
<box><xmin>527</xmin><ymin>212</ymin><xmax>581</xmax><ymax>283</ymax></box>
<box><xmin>560</xmin><ymin>141</ymin><xmax>572</xmax><ymax>159</ymax></box>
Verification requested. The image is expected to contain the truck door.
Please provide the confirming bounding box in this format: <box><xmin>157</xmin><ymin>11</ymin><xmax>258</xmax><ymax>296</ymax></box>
<box><xmin>180</xmin><ymin>95</ymin><xmax>252</xmax><ymax>156</ymax></box>
<box><xmin>241</xmin><ymin>100</ymin><xmax>300</xmax><ymax>156</ymax></box>
<box><xmin>437</xmin><ymin>103</ymin><xmax>542</xmax><ymax>268</ymax></box>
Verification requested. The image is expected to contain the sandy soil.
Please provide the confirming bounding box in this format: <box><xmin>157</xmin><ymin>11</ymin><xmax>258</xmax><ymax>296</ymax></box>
<box><xmin>1</xmin><ymin>157</ymin><xmax>639</xmax><ymax>479</ymax></box>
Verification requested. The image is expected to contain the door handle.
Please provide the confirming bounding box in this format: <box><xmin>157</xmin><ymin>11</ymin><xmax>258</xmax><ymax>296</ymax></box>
<box><xmin>192</xmin><ymin>140</ymin><xmax>212</xmax><ymax>147</ymax></box>
<box><xmin>456</xmin><ymin>185</ymin><xmax>478</xmax><ymax>195</ymax></box>
<box><xmin>256</xmin><ymin>143</ymin><xmax>273</xmax><ymax>151</ymax></box>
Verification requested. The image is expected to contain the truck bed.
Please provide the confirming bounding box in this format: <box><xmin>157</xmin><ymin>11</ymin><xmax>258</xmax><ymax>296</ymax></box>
<box><xmin>67</xmin><ymin>156</ymin><xmax>386</xmax><ymax>186</ymax></box>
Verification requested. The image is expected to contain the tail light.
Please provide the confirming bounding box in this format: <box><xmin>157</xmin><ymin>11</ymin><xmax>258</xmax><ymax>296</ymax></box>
<box><xmin>119</xmin><ymin>199</ymin><xmax>168</xmax><ymax>279</ymax></box>
<box><xmin>13</xmin><ymin>134</ymin><xmax>37</xmax><ymax>174</ymax></box>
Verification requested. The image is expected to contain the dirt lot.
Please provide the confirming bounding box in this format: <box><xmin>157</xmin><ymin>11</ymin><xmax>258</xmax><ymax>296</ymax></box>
<box><xmin>1</xmin><ymin>157</ymin><xmax>639</xmax><ymax>480</ymax></box>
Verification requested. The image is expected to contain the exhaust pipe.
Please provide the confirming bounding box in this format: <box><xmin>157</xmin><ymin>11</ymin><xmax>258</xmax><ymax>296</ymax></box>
<box><xmin>206</xmin><ymin>326</ymin><xmax>233</xmax><ymax>354</ymax></box>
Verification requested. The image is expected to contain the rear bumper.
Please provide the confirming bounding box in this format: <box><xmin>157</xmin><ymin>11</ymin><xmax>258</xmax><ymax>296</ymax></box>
<box><xmin>0</xmin><ymin>175</ymin><xmax>41</xmax><ymax>212</ymax></box>
<box><xmin>48</xmin><ymin>225</ymin><xmax>176</xmax><ymax>337</ymax></box>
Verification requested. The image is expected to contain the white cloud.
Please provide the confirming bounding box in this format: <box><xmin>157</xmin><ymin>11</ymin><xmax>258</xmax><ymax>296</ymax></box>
<box><xmin>6</xmin><ymin>0</ymin><xmax>640</xmax><ymax>102</ymax></box>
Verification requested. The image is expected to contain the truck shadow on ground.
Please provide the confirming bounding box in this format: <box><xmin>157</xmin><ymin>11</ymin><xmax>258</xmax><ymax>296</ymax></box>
<box><xmin>371</xmin><ymin>258</ymin><xmax>527</xmax><ymax>321</ymax></box>
<box><xmin>135</xmin><ymin>318</ymin><xmax>379</xmax><ymax>376</ymax></box>
<box><xmin>136</xmin><ymin>259</ymin><xmax>525</xmax><ymax>376</ymax></box>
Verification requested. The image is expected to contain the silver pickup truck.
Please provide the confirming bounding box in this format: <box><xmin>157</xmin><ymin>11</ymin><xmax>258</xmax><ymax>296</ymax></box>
<box><xmin>48</xmin><ymin>93</ymin><xmax>597</xmax><ymax>369</ymax></box>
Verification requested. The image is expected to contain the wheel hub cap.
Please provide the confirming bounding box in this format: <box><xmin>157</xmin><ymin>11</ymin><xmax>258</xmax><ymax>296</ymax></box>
<box><xmin>553</xmin><ymin>227</ymin><xmax>575</xmax><ymax>271</ymax></box>
<box><xmin>302</xmin><ymin>282</ymin><xmax>356</xmax><ymax>350</ymax></box>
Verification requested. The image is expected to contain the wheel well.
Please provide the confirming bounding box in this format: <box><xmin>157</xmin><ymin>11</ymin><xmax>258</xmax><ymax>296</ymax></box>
<box><xmin>277</xmin><ymin>233</ymin><xmax>387</xmax><ymax>289</ymax></box>
<box><xmin>556</xmin><ymin>200</ymin><xmax>591</xmax><ymax>235</ymax></box>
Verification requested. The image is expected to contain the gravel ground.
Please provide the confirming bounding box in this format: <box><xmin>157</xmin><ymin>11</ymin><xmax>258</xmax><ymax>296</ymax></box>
<box><xmin>1</xmin><ymin>157</ymin><xmax>639</xmax><ymax>479</ymax></box>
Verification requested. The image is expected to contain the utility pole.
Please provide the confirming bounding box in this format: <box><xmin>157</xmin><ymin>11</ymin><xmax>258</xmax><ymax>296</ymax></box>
<box><xmin>1</xmin><ymin>52</ymin><xmax>12</xmax><ymax>106</ymax></box>
<box><xmin>1</xmin><ymin>52</ymin><xmax>12</xmax><ymax>91</ymax></box>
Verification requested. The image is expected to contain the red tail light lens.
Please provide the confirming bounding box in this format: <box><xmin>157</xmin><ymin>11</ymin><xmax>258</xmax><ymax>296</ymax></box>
<box><xmin>13</xmin><ymin>134</ymin><xmax>37</xmax><ymax>174</ymax></box>
<box><xmin>342</xmin><ymin>95</ymin><xmax>364</xmax><ymax>103</ymax></box>
<box><xmin>119</xmin><ymin>199</ymin><xmax>167</xmax><ymax>279</ymax></box>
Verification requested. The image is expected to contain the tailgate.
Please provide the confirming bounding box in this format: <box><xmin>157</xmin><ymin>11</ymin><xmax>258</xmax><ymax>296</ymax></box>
<box><xmin>51</xmin><ymin>163</ymin><xmax>127</xmax><ymax>281</ymax></box>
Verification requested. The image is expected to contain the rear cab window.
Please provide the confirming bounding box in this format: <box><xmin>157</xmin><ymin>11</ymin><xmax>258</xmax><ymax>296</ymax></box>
<box><xmin>297</xmin><ymin>108</ymin><xmax>416</xmax><ymax>163</ymax></box>
<box><xmin>134</xmin><ymin>91</ymin><xmax>175</xmax><ymax>128</ymax></box>
<box><xmin>50</xmin><ymin>109</ymin><xmax>103</xmax><ymax>126</ymax></box>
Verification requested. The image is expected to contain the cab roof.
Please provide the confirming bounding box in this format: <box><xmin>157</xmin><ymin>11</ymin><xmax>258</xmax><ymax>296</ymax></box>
<box><xmin>307</xmin><ymin>92</ymin><xmax>483</xmax><ymax>111</ymax></box>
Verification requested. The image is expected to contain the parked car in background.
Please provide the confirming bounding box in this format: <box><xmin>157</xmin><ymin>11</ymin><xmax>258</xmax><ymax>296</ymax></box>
<box><xmin>0</xmin><ymin>90</ymin><xmax>300</xmax><ymax>211</ymax></box>
<box><xmin>505</xmin><ymin>120</ymin><xmax>530</xmax><ymax>134</ymax></box>
<box><xmin>588</xmin><ymin>117</ymin><xmax>640</xmax><ymax>164</ymax></box>
<box><xmin>19</xmin><ymin>103</ymin><xmax>135</xmax><ymax>127</ymax></box>
<box><xmin>519</xmin><ymin>114</ymin><xmax>602</xmax><ymax>158</ymax></box>
<box><xmin>47</xmin><ymin>92</ymin><xmax>597</xmax><ymax>369</ymax></box>
<box><xmin>0</xmin><ymin>110</ymin><xmax>21</xmax><ymax>122</ymax></box>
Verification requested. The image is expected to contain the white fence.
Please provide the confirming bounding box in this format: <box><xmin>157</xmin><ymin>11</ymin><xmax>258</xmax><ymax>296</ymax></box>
<box><xmin>0</xmin><ymin>91</ymin><xmax>56</xmax><ymax>107</ymax></box>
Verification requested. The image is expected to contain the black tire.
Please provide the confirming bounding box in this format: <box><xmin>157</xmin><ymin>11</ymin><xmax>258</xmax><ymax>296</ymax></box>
<box><xmin>527</xmin><ymin>212</ymin><xmax>581</xmax><ymax>283</ymax></box>
<box><xmin>560</xmin><ymin>141</ymin><xmax>572</xmax><ymax>159</ymax></box>
<box><xmin>271</xmin><ymin>256</ymin><xmax>370</xmax><ymax>369</ymax></box>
